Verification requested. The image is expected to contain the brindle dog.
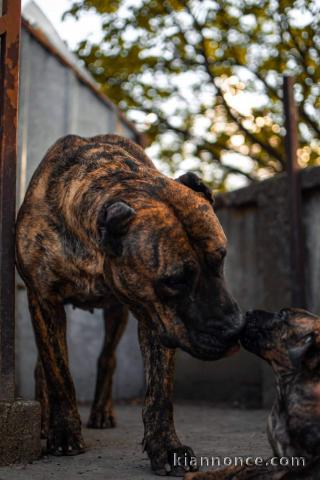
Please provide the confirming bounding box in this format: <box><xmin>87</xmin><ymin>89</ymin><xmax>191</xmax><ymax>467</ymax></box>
<box><xmin>185</xmin><ymin>308</ymin><xmax>320</xmax><ymax>479</ymax></box>
<box><xmin>16</xmin><ymin>134</ymin><xmax>242</xmax><ymax>475</ymax></box>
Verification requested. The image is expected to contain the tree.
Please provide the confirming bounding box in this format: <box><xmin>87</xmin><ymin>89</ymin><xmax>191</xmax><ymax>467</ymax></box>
<box><xmin>65</xmin><ymin>0</ymin><xmax>320</xmax><ymax>189</ymax></box>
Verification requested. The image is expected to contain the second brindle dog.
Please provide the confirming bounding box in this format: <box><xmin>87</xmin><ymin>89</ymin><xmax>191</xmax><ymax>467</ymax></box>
<box><xmin>186</xmin><ymin>308</ymin><xmax>320</xmax><ymax>479</ymax></box>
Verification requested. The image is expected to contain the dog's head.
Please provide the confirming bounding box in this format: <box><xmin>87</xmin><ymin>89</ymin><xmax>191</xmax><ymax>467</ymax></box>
<box><xmin>242</xmin><ymin>308</ymin><xmax>320</xmax><ymax>375</ymax></box>
<box><xmin>97</xmin><ymin>172</ymin><xmax>243</xmax><ymax>361</ymax></box>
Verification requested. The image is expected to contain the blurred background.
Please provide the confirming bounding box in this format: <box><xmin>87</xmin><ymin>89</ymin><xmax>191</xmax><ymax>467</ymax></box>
<box><xmin>16</xmin><ymin>0</ymin><xmax>320</xmax><ymax>410</ymax></box>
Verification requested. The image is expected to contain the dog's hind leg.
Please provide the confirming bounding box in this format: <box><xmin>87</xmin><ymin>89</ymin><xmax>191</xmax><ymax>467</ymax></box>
<box><xmin>87</xmin><ymin>302</ymin><xmax>128</xmax><ymax>429</ymax></box>
<box><xmin>35</xmin><ymin>356</ymin><xmax>50</xmax><ymax>438</ymax></box>
<box><xmin>28</xmin><ymin>290</ymin><xmax>84</xmax><ymax>456</ymax></box>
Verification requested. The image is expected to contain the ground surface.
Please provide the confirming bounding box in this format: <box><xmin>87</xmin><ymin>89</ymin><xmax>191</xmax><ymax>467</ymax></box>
<box><xmin>0</xmin><ymin>404</ymin><xmax>271</xmax><ymax>480</ymax></box>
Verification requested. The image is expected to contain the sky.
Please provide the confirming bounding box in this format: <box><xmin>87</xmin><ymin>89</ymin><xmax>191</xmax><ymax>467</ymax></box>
<box><xmin>22</xmin><ymin>0</ymin><xmax>102</xmax><ymax>49</ymax></box>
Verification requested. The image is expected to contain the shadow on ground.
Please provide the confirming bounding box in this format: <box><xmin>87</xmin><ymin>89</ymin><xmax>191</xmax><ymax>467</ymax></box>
<box><xmin>0</xmin><ymin>404</ymin><xmax>271</xmax><ymax>480</ymax></box>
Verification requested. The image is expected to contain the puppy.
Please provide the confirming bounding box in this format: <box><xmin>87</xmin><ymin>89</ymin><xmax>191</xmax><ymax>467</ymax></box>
<box><xmin>185</xmin><ymin>308</ymin><xmax>320</xmax><ymax>479</ymax></box>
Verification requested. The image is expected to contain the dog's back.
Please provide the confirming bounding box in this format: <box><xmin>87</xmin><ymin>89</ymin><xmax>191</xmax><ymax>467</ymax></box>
<box><xmin>18</xmin><ymin>133</ymin><xmax>155</xmax><ymax>221</ymax></box>
<box><xmin>15</xmin><ymin>134</ymin><xmax>156</xmax><ymax>303</ymax></box>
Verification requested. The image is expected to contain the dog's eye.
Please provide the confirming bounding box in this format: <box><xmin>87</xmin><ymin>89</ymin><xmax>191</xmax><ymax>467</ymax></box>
<box><xmin>279</xmin><ymin>309</ymin><xmax>289</xmax><ymax>320</ymax></box>
<box><xmin>156</xmin><ymin>264</ymin><xmax>198</xmax><ymax>299</ymax></box>
<box><xmin>207</xmin><ymin>247</ymin><xmax>227</xmax><ymax>275</ymax></box>
<box><xmin>217</xmin><ymin>247</ymin><xmax>227</xmax><ymax>260</ymax></box>
<box><xmin>208</xmin><ymin>247</ymin><xmax>227</xmax><ymax>263</ymax></box>
<box><xmin>162</xmin><ymin>275</ymin><xmax>187</xmax><ymax>292</ymax></box>
<box><xmin>156</xmin><ymin>273</ymin><xmax>192</xmax><ymax>299</ymax></box>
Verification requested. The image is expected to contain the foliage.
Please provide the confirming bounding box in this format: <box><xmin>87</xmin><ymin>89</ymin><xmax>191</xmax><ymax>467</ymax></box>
<box><xmin>65</xmin><ymin>0</ymin><xmax>320</xmax><ymax>189</ymax></box>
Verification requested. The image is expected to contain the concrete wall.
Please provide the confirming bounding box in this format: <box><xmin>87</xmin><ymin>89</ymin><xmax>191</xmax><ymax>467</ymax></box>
<box><xmin>16</xmin><ymin>26</ymin><xmax>144</xmax><ymax>403</ymax></box>
<box><xmin>303</xmin><ymin>187</ymin><xmax>320</xmax><ymax>315</ymax></box>
<box><xmin>174</xmin><ymin>168</ymin><xmax>320</xmax><ymax>407</ymax></box>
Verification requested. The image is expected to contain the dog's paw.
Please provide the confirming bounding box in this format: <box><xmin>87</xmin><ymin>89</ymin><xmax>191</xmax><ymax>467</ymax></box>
<box><xmin>87</xmin><ymin>409</ymin><xmax>116</xmax><ymax>429</ymax></box>
<box><xmin>47</xmin><ymin>417</ymin><xmax>85</xmax><ymax>456</ymax></box>
<box><xmin>152</xmin><ymin>445</ymin><xmax>198</xmax><ymax>477</ymax></box>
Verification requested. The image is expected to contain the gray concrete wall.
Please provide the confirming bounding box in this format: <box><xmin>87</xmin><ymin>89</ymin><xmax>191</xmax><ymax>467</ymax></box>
<box><xmin>16</xmin><ymin>26</ymin><xmax>144</xmax><ymax>403</ymax></box>
<box><xmin>303</xmin><ymin>188</ymin><xmax>320</xmax><ymax>315</ymax></box>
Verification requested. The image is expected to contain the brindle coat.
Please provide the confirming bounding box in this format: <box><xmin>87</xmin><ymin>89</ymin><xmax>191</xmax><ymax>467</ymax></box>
<box><xmin>185</xmin><ymin>308</ymin><xmax>320</xmax><ymax>479</ymax></box>
<box><xmin>16</xmin><ymin>134</ymin><xmax>242</xmax><ymax>475</ymax></box>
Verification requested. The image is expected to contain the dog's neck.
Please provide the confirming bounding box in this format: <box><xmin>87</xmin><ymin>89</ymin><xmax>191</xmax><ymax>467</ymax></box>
<box><xmin>274</xmin><ymin>369</ymin><xmax>299</xmax><ymax>401</ymax></box>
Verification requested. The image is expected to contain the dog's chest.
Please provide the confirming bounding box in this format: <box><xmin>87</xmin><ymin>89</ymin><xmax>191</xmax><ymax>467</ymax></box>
<box><xmin>57</xmin><ymin>255</ymin><xmax>116</xmax><ymax>309</ymax></box>
<box><xmin>267</xmin><ymin>398</ymin><xmax>294</xmax><ymax>458</ymax></box>
<box><xmin>63</xmin><ymin>274</ymin><xmax>114</xmax><ymax>310</ymax></box>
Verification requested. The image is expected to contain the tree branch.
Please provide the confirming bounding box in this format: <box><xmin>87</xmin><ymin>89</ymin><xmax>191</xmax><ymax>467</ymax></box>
<box><xmin>195</xmin><ymin>144</ymin><xmax>257</xmax><ymax>181</ymax></box>
<box><xmin>177</xmin><ymin>0</ymin><xmax>286</xmax><ymax>167</ymax></box>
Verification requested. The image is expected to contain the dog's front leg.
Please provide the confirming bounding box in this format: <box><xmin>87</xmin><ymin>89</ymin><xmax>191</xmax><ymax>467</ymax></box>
<box><xmin>28</xmin><ymin>290</ymin><xmax>84</xmax><ymax>456</ymax></box>
<box><xmin>138</xmin><ymin>319</ymin><xmax>197</xmax><ymax>476</ymax></box>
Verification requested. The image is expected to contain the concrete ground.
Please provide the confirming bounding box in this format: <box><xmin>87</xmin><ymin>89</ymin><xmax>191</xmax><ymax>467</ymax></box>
<box><xmin>0</xmin><ymin>403</ymin><xmax>271</xmax><ymax>480</ymax></box>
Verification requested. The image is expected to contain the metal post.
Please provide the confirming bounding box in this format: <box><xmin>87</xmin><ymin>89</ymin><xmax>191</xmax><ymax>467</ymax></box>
<box><xmin>283</xmin><ymin>75</ymin><xmax>306</xmax><ymax>308</ymax></box>
<box><xmin>0</xmin><ymin>0</ymin><xmax>21</xmax><ymax>401</ymax></box>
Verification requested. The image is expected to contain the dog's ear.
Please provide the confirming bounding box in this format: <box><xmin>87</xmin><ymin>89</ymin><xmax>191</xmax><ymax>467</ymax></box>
<box><xmin>176</xmin><ymin>172</ymin><xmax>214</xmax><ymax>207</ymax></box>
<box><xmin>288</xmin><ymin>334</ymin><xmax>315</xmax><ymax>369</ymax></box>
<box><xmin>98</xmin><ymin>201</ymin><xmax>136</xmax><ymax>256</ymax></box>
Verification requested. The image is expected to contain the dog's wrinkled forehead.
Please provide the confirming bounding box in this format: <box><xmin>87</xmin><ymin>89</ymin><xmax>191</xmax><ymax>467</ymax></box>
<box><xmin>281</xmin><ymin>308</ymin><xmax>320</xmax><ymax>334</ymax></box>
<box><xmin>134</xmin><ymin>183</ymin><xmax>226</xmax><ymax>247</ymax></box>
<box><xmin>130</xmin><ymin>203</ymin><xmax>195</xmax><ymax>266</ymax></box>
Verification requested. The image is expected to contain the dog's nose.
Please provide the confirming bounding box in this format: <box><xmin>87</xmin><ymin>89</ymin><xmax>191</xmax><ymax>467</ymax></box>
<box><xmin>236</xmin><ymin>311</ymin><xmax>247</xmax><ymax>333</ymax></box>
<box><xmin>222</xmin><ymin>311</ymin><xmax>246</xmax><ymax>341</ymax></box>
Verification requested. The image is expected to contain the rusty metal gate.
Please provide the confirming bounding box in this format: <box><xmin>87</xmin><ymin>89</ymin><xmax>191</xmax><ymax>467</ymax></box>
<box><xmin>0</xmin><ymin>0</ymin><xmax>21</xmax><ymax>401</ymax></box>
